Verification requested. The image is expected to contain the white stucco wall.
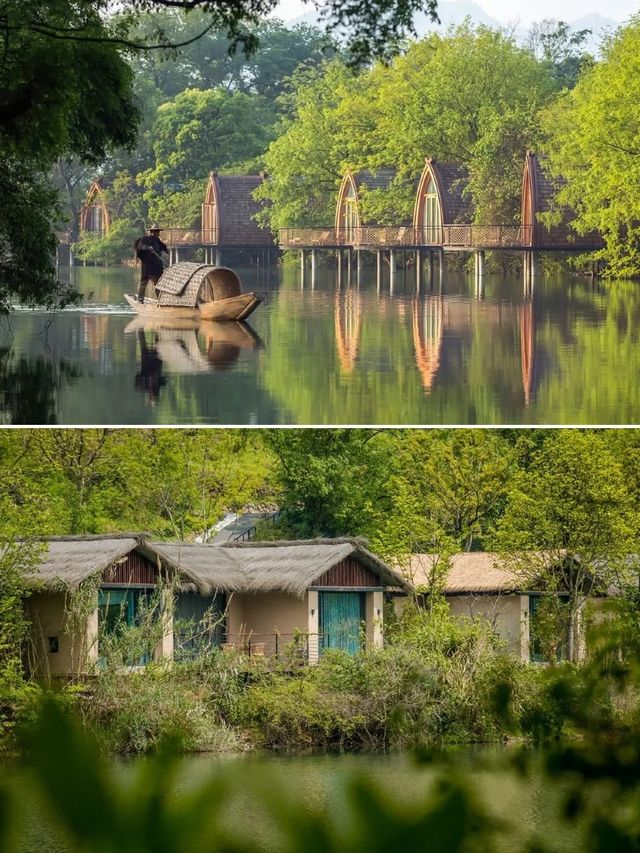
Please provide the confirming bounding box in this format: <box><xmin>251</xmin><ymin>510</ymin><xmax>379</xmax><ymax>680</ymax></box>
<box><xmin>446</xmin><ymin>594</ymin><xmax>529</xmax><ymax>660</ymax></box>
<box><xmin>27</xmin><ymin>592</ymin><xmax>98</xmax><ymax>677</ymax></box>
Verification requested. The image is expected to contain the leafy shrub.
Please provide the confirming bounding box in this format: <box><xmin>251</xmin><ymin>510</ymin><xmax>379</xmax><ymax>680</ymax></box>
<box><xmin>79</xmin><ymin>664</ymin><xmax>242</xmax><ymax>755</ymax></box>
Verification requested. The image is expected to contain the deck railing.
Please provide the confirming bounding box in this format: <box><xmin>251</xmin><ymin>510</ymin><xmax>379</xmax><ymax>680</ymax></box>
<box><xmin>442</xmin><ymin>224</ymin><xmax>533</xmax><ymax>248</ymax></box>
<box><xmin>279</xmin><ymin>224</ymin><xmax>537</xmax><ymax>249</ymax></box>
<box><xmin>162</xmin><ymin>228</ymin><xmax>215</xmax><ymax>247</ymax></box>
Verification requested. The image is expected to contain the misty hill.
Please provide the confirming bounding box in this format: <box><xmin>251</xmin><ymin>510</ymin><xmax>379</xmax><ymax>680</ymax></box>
<box><xmin>287</xmin><ymin>1</ymin><xmax>620</xmax><ymax>53</ymax></box>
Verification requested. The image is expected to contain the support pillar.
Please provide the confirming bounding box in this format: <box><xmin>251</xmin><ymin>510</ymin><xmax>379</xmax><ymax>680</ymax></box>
<box><xmin>415</xmin><ymin>250</ymin><xmax>421</xmax><ymax>293</ymax></box>
<box><xmin>310</xmin><ymin>249</ymin><xmax>317</xmax><ymax>291</ymax></box>
<box><xmin>347</xmin><ymin>249</ymin><xmax>352</xmax><ymax>283</ymax></box>
<box><xmin>376</xmin><ymin>251</ymin><xmax>382</xmax><ymax>293</ymax></box>
<box><xmin>389</xmin><ymin>249</ymin><xmax>396</xmax><ymax>294</ymax></box>
<box><xmin>474</xmin><ymin>249</ymin><xmax>485</xmax><ymax>279</ymax></box>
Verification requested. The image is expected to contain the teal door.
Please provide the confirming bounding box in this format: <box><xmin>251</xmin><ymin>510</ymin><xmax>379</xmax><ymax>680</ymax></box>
<box><xmin>174</xmin><ymin>592</ymin><xmax>225</xmax><ymax>660</ymax></box>
<box><xmin>98</xmin><ymin>587</ymin><xmax>154</xmax><ymax>665</ymax></box>
<box><xmin>319</xmin><ymin>592</ymin><xmax>365</xmax><ymax>655</ymax></box>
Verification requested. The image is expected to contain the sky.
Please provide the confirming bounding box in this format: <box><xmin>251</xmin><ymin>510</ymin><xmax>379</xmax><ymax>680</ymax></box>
<box><xmin>273</xmin><ymin>0</ymin><xmax>638</xmax><ymax>25</ymax></box>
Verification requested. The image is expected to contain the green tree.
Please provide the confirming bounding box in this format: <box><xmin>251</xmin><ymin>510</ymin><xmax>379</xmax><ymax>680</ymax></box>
<box><xmin>494</xmin><ymin>430</ymin><xmax>640</xmax><ymax>661</ymax></box>
<box><xmin>138</xmin><ymin>87</ymin><xmax>276</xmax><ymax>214</ymax></box>
<box><xmin>375</xmin><ymin>431</ymin><xmax>516</xmax><ymax>564</ymax></box>
<box><xmin>258</xmin><ymin>24</ymin><xmax>556</xmax><ymax>230</ymax></box>
<box><xmin>541</xmin><ymin>17</ymin><xmax>640</xmax><ymax>277</ymax></box>
<box><xmin>255</xmin><ymin>60</ymin><xmax>381</xmax><ymax>228</ymax></box>
<box><xmin>0</xmin><ymin>0</ymin><xmax>138</xmax><ymax>308</ymax></box>
<box><xmin>263</xmin><ymin>429</ymin><xmax>389</xmax><ymax>538</ymax></box>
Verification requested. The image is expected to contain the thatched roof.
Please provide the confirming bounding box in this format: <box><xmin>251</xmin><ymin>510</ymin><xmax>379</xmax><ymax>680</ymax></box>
<box><xmin>156</xmin><ymin>263</ymin><xmax>241</xmax><ymax>308</ymax></box>
<box><xmin>153</xmin><ymin>537</ymin><xmax>408</xmax><ymax>598</ymax></box>
<box><xmin>23</xmin><ymin>535</ymin><xmax>150</xmax><ymax>590</ymax></box>
<box><xmin>403</xmin><ymin>553</ymin><xmax>520</xmax><ymax>594</ymax></box>
<box><xmin>401</xmin><ymin>552</ymin><xmax>573</xmax><ymax>594</ymax></box>
<box><xmin>23</xmin><ymin>535</ymin><xmax>407</xmax><ymax>598</ymax></box>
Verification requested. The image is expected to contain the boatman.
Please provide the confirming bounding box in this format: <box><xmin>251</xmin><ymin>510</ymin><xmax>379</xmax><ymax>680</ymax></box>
<box><xmin>133</xmin><ymin>224</ymin><xmax>169</xmax><ymax>303</ymax></box>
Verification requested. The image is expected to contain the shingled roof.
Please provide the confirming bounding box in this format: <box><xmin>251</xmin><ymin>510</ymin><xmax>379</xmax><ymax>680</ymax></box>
<box><xmin>207</xmin><ymin>174</ymin><xmax>273</xmax><ymax>246</ymax></box>
<box><xmin>413</xmin><ymin>159</ymin><xmax>471</xmax><ymax>227</ymax></box>
<box><xmin>522</xmin><ymin>152</ymin><xmax>603</xmax><ymax>250</ymax></box>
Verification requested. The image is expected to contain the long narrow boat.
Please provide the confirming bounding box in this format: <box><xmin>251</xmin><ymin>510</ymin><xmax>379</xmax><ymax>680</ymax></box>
<box><xmin>126</xmin><ymin>262</ymin><xmax>261</xmax><ymax>321</ymax></box>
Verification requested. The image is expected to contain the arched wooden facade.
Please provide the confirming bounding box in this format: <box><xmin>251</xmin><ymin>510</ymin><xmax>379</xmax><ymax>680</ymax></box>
<box><xmin>413</xmin><ymin>159</ymin><xmax>470</xmax><ymax>244</ymax></box>
<box><xmin>201</xmin><ymin>172</ymin><xmax>273</xmax><ymax>247</ymax></box>
<box><xmin>79</xmin><ymin>181</ymin><xmax>110</xmax><ymax>236</ymax></box>
<box><xmin>521</xmin><ymin>151</ymin><xmax>603</xmax><ymax>251</ymax></box>
<box><xmin>335</xmin><ymin>168</ymin><xmax>397</xmax><ymax>243</ymax></box>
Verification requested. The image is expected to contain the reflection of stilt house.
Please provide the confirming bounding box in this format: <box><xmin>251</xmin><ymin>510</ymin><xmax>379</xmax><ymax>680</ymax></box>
<box><xmin>412</xmin><ymin>296</ymin><xmax>444</xmax><ymax>390</ymax></box>
<box><xmin>79</xmin><ymin>181</ymin><xmax>110</xmax><ymax>236</ymax></box>
<box><xmin>334</xmin><ymin>290</ymin><xmax>363</xmax><ymax>373</ymax></box>
<box><xmin>521</xmin><ymin>152</ymin><xmax>603</xmax><ymax>250</ymax></box>
<box><xmin>519</xmin><ymin>300</ymin><xmax>536</xmax><ymax>406</ymax></box>
<box><xmin>201</xmin><ymin>172</ymin><xmax>273</xmax><ymax>248</ymax></box>
<box><xmin>413</xmin><ymin>159</ymin><xmax>470</xmax><ymax>244</ymax></box>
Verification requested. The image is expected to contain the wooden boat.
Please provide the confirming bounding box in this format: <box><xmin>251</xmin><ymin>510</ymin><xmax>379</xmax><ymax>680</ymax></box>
<box><xmin>125</xmin><ymin>262</ymin><xmax>261</xmax><ymax>321</ymax></box>
<box><xmin>124</xmin><ymin>292</ymin><xmax>260</xmax><ymax>321</ymax></box>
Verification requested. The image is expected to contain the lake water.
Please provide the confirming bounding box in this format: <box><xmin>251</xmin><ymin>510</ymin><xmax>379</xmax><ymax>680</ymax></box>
<box><xmin>2</xmin><ymin>751</ymin><xmax>583</xmax><ymax>852</ymax></box>
<box><xmin>1</xmin><ymin>263</ymin><xmax>639</xmax><ymax>425</ymax></box>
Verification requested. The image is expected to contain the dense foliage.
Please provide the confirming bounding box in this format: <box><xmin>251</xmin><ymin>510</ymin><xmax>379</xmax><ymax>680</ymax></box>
<box><xmin>542</xmin><ymin>17</ymin><xmax>640</xmax><ymax>277</ymax></box>
<box><xmin>257</xmin><ymin>24</ymin><xmax>558</xmax><ymax>230</ymax></box>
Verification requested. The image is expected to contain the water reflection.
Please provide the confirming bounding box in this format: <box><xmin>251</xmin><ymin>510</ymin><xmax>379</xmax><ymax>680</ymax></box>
<box><xmin>0</xmin><ymin>265</ymin><xmax>638</xmax><ymax>425</ymax></box>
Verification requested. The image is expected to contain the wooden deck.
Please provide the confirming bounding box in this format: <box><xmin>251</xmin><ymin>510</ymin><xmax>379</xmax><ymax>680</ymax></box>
<box><xmin>278</xmin><ymin>224</ymin><xmax>602</xmax><ymax>252</ymax></box>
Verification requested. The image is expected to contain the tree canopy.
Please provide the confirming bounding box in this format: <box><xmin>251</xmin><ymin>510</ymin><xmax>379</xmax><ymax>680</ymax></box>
<box><xmin>542</xmin><ymin>17</ymin><xmax>640</xmax><ymax>277</ymax></box>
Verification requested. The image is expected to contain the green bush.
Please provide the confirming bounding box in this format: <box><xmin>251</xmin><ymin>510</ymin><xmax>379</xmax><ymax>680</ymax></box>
<box><xmin>79</xmin><ymin>664</ymin><xmax>242</xmax><ymax>755</ymax></box>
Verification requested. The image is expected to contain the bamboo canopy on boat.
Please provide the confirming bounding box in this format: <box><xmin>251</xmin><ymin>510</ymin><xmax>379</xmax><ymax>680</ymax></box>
<box><xmin>155</xmin><ymin>262</ymin><xmax>241</xmax><ymax>308</ymax></box>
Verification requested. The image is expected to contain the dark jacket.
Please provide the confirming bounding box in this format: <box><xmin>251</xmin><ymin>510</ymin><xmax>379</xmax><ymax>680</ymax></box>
<box><xmin>134</xmin><ymin>235</ymin><xmax>169</xmax><ymax>283</ymax></box>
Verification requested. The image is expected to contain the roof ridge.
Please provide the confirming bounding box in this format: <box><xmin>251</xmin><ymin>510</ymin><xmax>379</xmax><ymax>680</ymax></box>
<box><xmin>222</xmin><ymin>536</ymin><xmax>368</xmax><ymax>549</ymax></box>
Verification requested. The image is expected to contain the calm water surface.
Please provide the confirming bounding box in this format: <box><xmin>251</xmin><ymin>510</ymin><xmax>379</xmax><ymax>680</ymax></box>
<box><xmin>4</xmin><ymin>751</ymin><xmax>582</xmax><ymax>852</ymax></box>
<box><xmin>1</xmin><ymin>264</ymin><xmax>639</xmax><ymax>424</ymax></box>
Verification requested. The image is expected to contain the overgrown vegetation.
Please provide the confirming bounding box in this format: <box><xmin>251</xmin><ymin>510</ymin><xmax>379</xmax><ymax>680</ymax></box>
<box><xmin>1</xmin><ymin>601</ymin><xmax>640</xmax><ymax>851</ymax></box>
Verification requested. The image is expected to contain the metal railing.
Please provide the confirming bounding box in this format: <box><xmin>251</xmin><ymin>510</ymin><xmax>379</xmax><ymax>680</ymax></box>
<box><xmin>219</xmin><ymin>632</ymin><xmax>327</xmax><ymax>662</ymax></box>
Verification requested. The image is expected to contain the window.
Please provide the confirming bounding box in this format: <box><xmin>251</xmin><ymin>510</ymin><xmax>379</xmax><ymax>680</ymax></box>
<box><xmin>48</xmin><ymin>637</ymin><xmax>59</xmax><ymax>654</ymax></box>
<box><xmin>422</xmin><ymin>176</ymin><xmax>442</xmax><ymax>244</ymax></box>
<box><xmin>98</xmin><ymin>587</ymin><xmax>156</xmax><ymax>665</ymax></box>
<box><xmin>342</xmin><ymin>183</ymin><xmax>358</xmax><ymax>242</ymax></box>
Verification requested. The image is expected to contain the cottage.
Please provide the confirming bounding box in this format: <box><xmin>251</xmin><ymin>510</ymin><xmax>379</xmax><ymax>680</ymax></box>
<box><xmin>521</xmin><ymin>151</ymin><xmax>604</xmax><ymax>251</ymax></box>
<box><xmin>24</xmin><ymin>535</ymin><xmax>172</xmax><ymax>678</ymax></box>
<box><xmin>23</xmin><ymin>535</ymin><xmax>406</xmax><ymax>678</ymax></box>
<box><xmin>153</xmin><ymin>538</ymin><xmax>404</xmax><ymax>663</ymax></box>
<box><xmin>402</xmin><ymin>552</ymin><xmax>587</xmax><ymax>662</ymax></box>
<box><xmin>201</xmin><ymin>172</ymin><xmax>273</xmax><ymax>248</ymax></box>
<box><xmin>412</xmin><ymin>159</ymin><xmax>470</xmax><ymax>245</ymax></box>
<box><xmin>335</xmin><ymin>168</ymin><xmax>398</xmax><ymax>244</ymax></box>
<box><xmin>79</xmin><ymin>181</ymin><xmax>110</xmax><ymax>237</ymax></box>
